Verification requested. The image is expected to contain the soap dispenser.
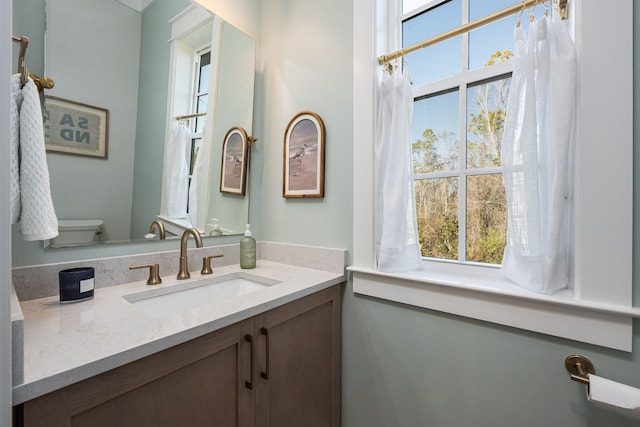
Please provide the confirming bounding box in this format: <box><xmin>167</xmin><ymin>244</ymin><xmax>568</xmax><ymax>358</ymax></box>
<box><xmin>210</xmin><ymin>219</ymin><xmax>222</xmax><ymax>236</ymax></box>
<box><xmin>240</xmin><ymin>224</ymin><xmax>256</xmax><ymax>269</ymax></box>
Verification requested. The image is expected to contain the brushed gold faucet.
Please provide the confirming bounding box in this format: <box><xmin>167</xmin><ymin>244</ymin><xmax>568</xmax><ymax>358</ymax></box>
<box><xmin>177</xmin><ymin>228</ymin><xmax>203</xmax><ymax>280</ymax></box>
<box><xmin>149</xmin><ymin>220</ymin><xmax>166</xmax><ymax>240</ymax></box>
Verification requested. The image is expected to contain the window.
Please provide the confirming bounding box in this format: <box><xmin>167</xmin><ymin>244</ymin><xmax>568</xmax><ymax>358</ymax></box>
<box><xmin>187</xmin><ymin>49</ymin><xmax>211</xmax><ymax>209</ymax></box>
<box><xmin>405</xmin><ymin>0</ymin><xmax>547</xmax><ymax>264</ymax></box>
<box><xmin>351</xmin><ymin>0</ymin><xmax>636</xmax><ymax>351</ymax></box>
<box><xmin>160</xmin><ymin>3</ymin><xmax>214</xmax><ymax>227</ymax></box>
<box><xmin>163</xmin><ymin>4</ymin><xmax>255</xmax><ymax>234</ymax></box>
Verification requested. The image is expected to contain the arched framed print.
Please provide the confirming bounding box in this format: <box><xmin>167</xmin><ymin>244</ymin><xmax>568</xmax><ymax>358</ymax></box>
<box><xmin>283</xmin><ymin>111</ymin><xmax>325</xmax><ymax>198</ymax></box>
<box><xmin>220</xmin><ymin>126</ymin><xmax>249</xmax><ymax>195</ymax></box>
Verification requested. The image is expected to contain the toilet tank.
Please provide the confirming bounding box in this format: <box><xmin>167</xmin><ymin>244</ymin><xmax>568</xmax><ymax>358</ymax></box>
<box><xmin>49</xmin><ymin>220</ymin><xmax>104</xmax><ymax>248</ymax></box>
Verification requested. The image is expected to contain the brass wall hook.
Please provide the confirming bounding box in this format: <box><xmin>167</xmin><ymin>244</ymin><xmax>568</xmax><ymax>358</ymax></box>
<box><xmin>12</xmin><ymin>36</ymin><xmax>29</xmax><ymax>86</ymax></box>
<box><xmin>12</xmin><ymin>35</ymin><xmax>55</xmax><ymax>90</ymax></box>
<box><xmin>30</xmin><ymin>73</ymin><xmax>55</xmax><ymax>90</ymax></box>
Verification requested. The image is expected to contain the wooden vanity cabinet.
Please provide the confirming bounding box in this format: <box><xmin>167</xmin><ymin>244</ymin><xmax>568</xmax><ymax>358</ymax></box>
<box><xmin>18</xmin><ymin>284</ymin><xmax>341</xmax><ymax>427</ymax></box>
<box><xmin>254</xmin><ymin>285</ymin><xmax>341</xmax><ymax>427</ymax></box>
<box><xmin>21</xmin><ymin>318</ymin><xmax>255</xmax><ymax>426</ymax></box>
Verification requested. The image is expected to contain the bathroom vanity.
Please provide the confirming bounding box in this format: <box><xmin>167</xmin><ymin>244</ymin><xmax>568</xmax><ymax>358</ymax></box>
<box><xmin>11</xmin><ymin>244</ymin><xmax>346</xmax><ymax>426</ymax></box>
<box><xmin>18</xmin><ymin>285</ymin><xmax>340</xmax><ymax>426</ymax></box>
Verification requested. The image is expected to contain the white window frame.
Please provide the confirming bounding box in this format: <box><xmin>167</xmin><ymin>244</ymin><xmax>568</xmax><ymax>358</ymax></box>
<box><xmin>160</xmin><ymin>4</ymin><xmax>219</xmax><ymax>234</ymax></box>
<box><xmin>351</xmin><ymin>0</ymin><xmax>638</xmax><ymax>351</ymax></box>
<box><xmin>160</xmin><ymin>5</ymin><xmax>211</xmax><ymax>220</ymax></box>
<box><xmin>186</xmin><ymin>47</ymin><xmax>211</xmax><ymax>204</ymax></box>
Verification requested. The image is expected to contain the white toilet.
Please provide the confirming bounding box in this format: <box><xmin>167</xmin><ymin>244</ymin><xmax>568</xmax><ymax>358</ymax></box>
<box><xmin>49</xmin><ymin>220</ymin><xmax>104</xmax><ymax>248</ymax></box>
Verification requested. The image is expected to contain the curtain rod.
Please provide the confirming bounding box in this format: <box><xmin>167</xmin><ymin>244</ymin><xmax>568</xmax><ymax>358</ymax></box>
<box><xmin>175</xmin><ymin>112</ymin><xmax>207</xmax><ymax>121</ymax></box>
<box><xmin>378</xmin><ymin>0</ymin><xmax>568</xmax><ymax>66</ymax></box>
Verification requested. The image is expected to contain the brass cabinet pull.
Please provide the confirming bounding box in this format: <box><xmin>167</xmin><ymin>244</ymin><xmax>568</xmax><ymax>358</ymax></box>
<box><xmin>245</xmin><ymin>334</ymin><xmax>254</xmax><ymax>390</ymax></box>
<box><xmin>260</xmin><ymin>327</ymin><xmax>270</xmax><ymax>380</ymax></box>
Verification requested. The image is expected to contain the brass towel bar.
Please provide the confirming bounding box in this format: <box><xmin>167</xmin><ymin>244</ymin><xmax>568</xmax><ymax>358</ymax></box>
<box><xmin>565</xmin><ymin>354</ymin><xmax>595</xmax><ymax>385</ymax></box>
<box><xmin>379</xmin><ymin>0</ymin><xmax>569</xmax><ymax>67</ymax></box>
<box><xmin>11</xmin><ymin>35</ymin><xmax>55</xmax><ymax>90</ymax></box>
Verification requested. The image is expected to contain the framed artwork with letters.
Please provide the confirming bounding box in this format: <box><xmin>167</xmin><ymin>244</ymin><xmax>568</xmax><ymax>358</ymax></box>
<box><xmin>43</xmin><ymin>96</ymin><xmax>109</xmax><ymax>159</ymax></box>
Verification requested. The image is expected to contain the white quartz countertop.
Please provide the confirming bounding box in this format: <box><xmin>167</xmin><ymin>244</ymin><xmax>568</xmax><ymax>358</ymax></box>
<box><xmin>12</xmin><ymin>261</ymin><xmax>345</xmax><ymax>404</ymax></box>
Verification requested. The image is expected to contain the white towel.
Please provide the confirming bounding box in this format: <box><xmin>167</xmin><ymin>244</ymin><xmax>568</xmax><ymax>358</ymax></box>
<box><xmin>16</xmin><ymin>77</ymin><xmax>58</xmax><ymax>240</ymax></box>
<box><xmin>10</xmin><ymin>74</ymin><xmax>22</xmax><ymax>223</ymax></box>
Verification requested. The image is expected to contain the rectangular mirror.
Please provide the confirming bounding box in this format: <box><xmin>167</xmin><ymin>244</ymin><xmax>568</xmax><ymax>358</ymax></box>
<box><xmin>40</xmin><ymin>0</ymin><xmax>255</xmax><ymax>247</ymax></box>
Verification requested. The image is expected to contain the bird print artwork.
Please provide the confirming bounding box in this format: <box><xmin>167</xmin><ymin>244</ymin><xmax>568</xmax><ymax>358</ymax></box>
<box><xmin>283</xmin><ymin>111</ymin><xmax>325</xmax><ymax>198</ymax></box>
<box><xmin>287</xmin><ymin>119</ymin><xmax>318</xmax><ymax>190</ymax></box>
<box><xmin>229</xmin><ymin>152</ymin><xmax>243</xmax><ymax>170</ymax></box>
<box><xmin>221</xmin><ymin>128</ymin><xmax>247</xmax><ymax>194</ymax></box>
<box><xmin>289</xmin><ymin>142</ymin><xmax>317</xmax><ymax>176</ymax></box>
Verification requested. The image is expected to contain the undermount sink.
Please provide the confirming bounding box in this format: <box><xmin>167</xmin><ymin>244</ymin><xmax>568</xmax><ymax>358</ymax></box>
<box><xmin>123</xmin><ymin>272</ymin><xmax>281</xmax><ymax>318</ymax></box>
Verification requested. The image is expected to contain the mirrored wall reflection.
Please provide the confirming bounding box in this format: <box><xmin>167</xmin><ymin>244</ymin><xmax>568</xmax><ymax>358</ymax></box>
<box><xmin>43</xmin><ymin>0</ymin><xmax>255</xmax><ymax>248</ymax></box>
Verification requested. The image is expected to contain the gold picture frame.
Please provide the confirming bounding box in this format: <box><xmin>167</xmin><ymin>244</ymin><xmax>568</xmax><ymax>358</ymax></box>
<box><xmin>43</xmin><ymin>96</ymin><xmax>109</xmax><ymax>159</ymax></box>
<box><xmin>283</xmin><ymin>111</ymin><xmax>325</xmax><ymax>198</ymax></box>
<box><xmin>220</xmin><ymin>126</ymin><xmax>249</xmax><ymax>195</ymax></box>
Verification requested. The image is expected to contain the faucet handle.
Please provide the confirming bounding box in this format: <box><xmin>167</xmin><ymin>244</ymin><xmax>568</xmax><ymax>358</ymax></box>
<box><xmin>201</xmin><ymin>254</ymin><xmax>224</xmax><ymax>275</ymax></box>
<box><xmin>130</xmin><ymin>263</ymin><xmax>162</xmax><ymax>285</ymax></box>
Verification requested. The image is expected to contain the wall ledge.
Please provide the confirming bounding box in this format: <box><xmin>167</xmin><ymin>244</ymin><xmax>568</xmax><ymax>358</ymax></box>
<box><xmin>349</xmin><ymin>266</ymin><xmax>638</xmax><ymax>352</ymax></box>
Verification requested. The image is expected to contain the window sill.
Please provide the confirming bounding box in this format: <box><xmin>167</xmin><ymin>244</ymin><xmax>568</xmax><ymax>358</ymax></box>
<box><xmin>348</xmin><ymin>265</ymin><xmax>639</xmax><ymax>352</ymax></box>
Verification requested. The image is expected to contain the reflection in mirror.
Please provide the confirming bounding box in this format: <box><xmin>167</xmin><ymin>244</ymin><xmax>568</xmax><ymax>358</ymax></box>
<box><xmin>43</xmin><ymin>0</ymin><xmax>255</xmax><ymax>248</ymax></box>
<box><xmin>160</xmin><ymin>6</ymin><xmax>255</xmax><ymax>238</ymax></box>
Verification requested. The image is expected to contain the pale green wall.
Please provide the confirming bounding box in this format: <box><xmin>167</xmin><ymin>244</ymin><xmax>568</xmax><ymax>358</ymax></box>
<box><xmin>130</xmin><ymin>0</ymin><xmax>191</xmax><ymax>239</ymax></box>
<box><xmin>256</xmin><ymin>0</ymin><xmax>353</xmax><ymax>251</ymax></box>
<box><xmin>45</xmin><ymin>0</ymin><xmax>140</xmax><ymax>242</ymax></box>
<box><xmin>260</xmin><ymin>0</ymin><xmax>640</xmax><ymax>426</ymax></box>
<box><xmin>11</xmin><ymin>0</ymin><xmax>43</xmax><ymax>78</ymax></box>
<box><xmin>206</xmin><ymin>22</ymin><xmax>255</xmax><ymax>235</ymax></box>
<box><xmin>15</xmin><ymin>0</ymin><xmax>141</xmax><ymax>243</ymax></box>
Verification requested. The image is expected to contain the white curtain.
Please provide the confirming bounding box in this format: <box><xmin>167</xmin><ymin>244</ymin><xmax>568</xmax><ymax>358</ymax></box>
<box><xmin>501</xmin><ymin>15</ymin><xmax>576</xmax><ymax>294</ymax></box>
<box><xmin>188</xmin><ymin>131</ymin><xmax>212</xmax><ymax>231</ymax></box>
<box><xmin>162</xmin><ymin>123</ymin><xmax>190</xmax><ymax>219</ymax></box>
<box><xmin>374</xmin><ymin>67</ymin><xmax>422</xmax><ymax>272</ymax></box>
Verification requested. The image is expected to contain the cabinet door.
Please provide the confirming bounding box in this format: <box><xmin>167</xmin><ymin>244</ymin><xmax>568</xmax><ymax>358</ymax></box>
<box><xmin>254</xmin><ymin>285</ymin><xmax>341</xmax><ymax>427</ymax></box>
<box><xmin>23</xmin><ymin>318</ymin><xmax>254</xmax><ymax>427</ymax></box>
